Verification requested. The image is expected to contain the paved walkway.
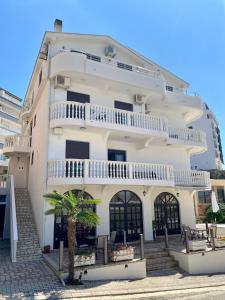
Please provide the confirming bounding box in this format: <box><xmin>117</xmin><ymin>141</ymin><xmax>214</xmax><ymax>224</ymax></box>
<box><xmin>2</xmin><ymin>240</ymin><xmax>225</xmax><ymax>299</ymax></box>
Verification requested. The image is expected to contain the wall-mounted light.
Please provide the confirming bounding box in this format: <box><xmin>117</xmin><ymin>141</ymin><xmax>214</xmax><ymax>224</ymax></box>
<box><xmin>143</xmin><ymin>189</ymin><xmax>147</xmax><ymax>197</ymax></box>
<box><xmin>176</xmin><ymin>192</ymin><xmax>180</xmax><ymax>197</ymax></box>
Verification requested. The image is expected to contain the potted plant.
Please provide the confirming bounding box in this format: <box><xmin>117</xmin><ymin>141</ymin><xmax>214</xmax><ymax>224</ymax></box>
<box><xmin>215</xmin><ymin>237</ymin><xmax>225</xmax><ymax>248</ymax></box>
<box><xmin>44</xmin><ymin>188</ymin><xmax>100</xmax><ymax>285</ymax></box>
<box><xmin>74</xmin><ymin>249</ymin><xmax>95</xmax><ymax>267</ymax></box>
<box><xmin>188</xmin><ymin>239</ymin><xmax>206</xmax><ymax>251</ymax></box>
<box><xmin>110</xmin><ymin>244</ymin><xmax>135</xmax><ymax>262</ymax></box>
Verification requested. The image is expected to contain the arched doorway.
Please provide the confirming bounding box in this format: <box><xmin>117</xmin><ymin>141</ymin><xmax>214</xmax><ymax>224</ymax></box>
<box><xmin>53</xmin><ymin>190</ymin><xmax>96</xmax><ymax>248</ymax></box>
<box><xmin>109</xmin><ymin>190</ymin><xmax>143</xmax><ymax>242</ymax></box>
<box><xmin>154</xmin><ymin>192</ymin><xmax>180</xmax><ymax>235</ymax></box>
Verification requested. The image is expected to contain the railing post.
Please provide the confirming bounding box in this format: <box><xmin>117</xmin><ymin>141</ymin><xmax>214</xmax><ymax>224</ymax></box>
<box><xmin>140</xmin><ymin>234</ymin><xmax>144</xmax><ymax>260</ymax></box>
<box><xmin>184</xmin><ymin>229</ymin><xmax>190</xmax><ymax>253</ymax></box>
<box><xmin>129</xmin><ymin>163</ymin><xmax>133</xmax><ymax>180</ymax></box>
<box><xmin>210</xmin><ymin>228</ymin><xmax>216</xmax><ymax>251</ymax></box>
<box><xmin>164</xmin><ymin>226</ymin><xmax>169</xmax><ymax>249</ymax></box>
<box><xmin>85</xmin><ymin>103</ymin><xmax>90</xmax><ymax>121</ymax></box>
<box><xmin>59</xmin><ymin>241</ymin><xmax>64</xmax><ymax>271</ymax></box>
<box><xmin>123</xmin><ymin>230</ymin><xmax>126</xmax><ymax>245</ymax></box>
<box><xmin>103</xmin><ymin>236</ymin><xmax>108</xmax><ymax>265</ymax></box>
<box><xmin>83</xmin><ymin>160</ymin><xmax>89</xmax><ymax>179</ymax></box>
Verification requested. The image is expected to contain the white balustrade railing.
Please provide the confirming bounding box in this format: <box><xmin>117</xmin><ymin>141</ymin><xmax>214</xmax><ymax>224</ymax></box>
<box><xmin>50</xmin><ymin>101</ymin><xmax>168</xmax><ymax>133</ymax></box>
<box><xmin>169</xmin><ymin>127</ymin><xmax>206</xmax><ymax>145</ymax></box>
<box><xmin>174</xmin><ymin>170</ymin><xmax>210</xmax><ymax>187</ymax></box>
<box><xmin>48</xmin><ymin>159</ymin><xmax>174</xmax><ymax>184</ymax></box>
<box><xmin>7</xmin><ymin>175</ymin><xmax>18</xmax><ymax>262</ymax></box>
<box><xmin>4</xmin><ymin>135</ymin><xmax>31</xmax><ymax>149</ymax></box>
<box><xmin>0</xmin><ymin>175</ymin><xmax>7</xmax><ymax>188</ymax></box>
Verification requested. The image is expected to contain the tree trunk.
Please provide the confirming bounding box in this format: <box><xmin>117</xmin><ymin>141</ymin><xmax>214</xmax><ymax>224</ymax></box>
<box><xmin>67</xmin><ymin>217</ymin><xmax>76</xmax><ymax>284</ymax></box>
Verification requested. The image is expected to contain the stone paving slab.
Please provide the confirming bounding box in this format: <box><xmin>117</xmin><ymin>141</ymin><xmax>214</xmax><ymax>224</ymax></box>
<box><xmin>2</xmin><ymin>244</ymin><xmax>225</xmax><ymax>299</ymax></box>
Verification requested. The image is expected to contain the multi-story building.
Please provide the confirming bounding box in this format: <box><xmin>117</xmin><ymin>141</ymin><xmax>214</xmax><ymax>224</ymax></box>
<box><xmin>3</xmin><ymin>20</ymin><xmax>210</xmax><ymax>252</ymax></box>
<box><xmin>190</xmin><ymin>103</ymin><xmax>224</xmax><ymax>171</ymax></box>
<box><xmin>0</xmin><ymin>88</ymin><xmax>21</xmax><ymax>174</ymax></box>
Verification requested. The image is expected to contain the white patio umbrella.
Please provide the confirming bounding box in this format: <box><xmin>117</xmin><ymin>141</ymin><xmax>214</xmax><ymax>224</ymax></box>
<box><xmin>211</xmin><ymin>191</ymin><xmax>219</xmax><ymax>213</ymax></box>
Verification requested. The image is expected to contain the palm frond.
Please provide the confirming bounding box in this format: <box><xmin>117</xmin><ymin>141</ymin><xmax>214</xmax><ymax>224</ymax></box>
<box><xmin>77</xmin><ymin>210</ymin><xmax>100</xmax><ymax>227</ymax></box>
<box><xmin>45</xmin><ymin>208</ymin><xmax>63</xmax><ymax>215</ymax></box>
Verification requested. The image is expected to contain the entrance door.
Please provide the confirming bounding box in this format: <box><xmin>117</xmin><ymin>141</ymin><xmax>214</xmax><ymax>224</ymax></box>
<box><xmin>154</xmin><ymin>192</ymin><xmax>180</xmax><ymax>235</ymax></box>
<box><xmin>110</xmin><ymin>190</ymin><xmax>143</xmax><ymax>242</ymax></box>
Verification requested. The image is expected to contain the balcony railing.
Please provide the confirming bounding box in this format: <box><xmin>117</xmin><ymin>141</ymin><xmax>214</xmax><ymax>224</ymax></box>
<box><xmin>48</xmin><ymin>159</ymin><xmax>210</xmax><ymax>188</ymax></box>
<box><xmin>48</xmin><ymin>159</ymin><xmax>174</xmax><ymax>186</ymax></box>
<box><xmin>174</xmin><ymin>170</ymin><xmax>210</xmax><ymax>187</ymax></box>
<box><xmin>168</xmin><ymin>127</ymin><xmax>206</xmax><ymax>146</ymax></box>
<box><xmin>50</xmin><ymin>101</ymin><xmax>168</xmax><ymax>136</ymax></box>
<box><xmin>3</xmin><ymin>135</ymin><xmax>31</xmax><ymax>154</ymax></box>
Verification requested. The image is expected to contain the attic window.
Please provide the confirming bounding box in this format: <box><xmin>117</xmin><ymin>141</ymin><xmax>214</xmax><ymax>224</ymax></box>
<box><xmin>117</xmin><ymin>62</ymin><xmax>132</xmax><ymax>71</ymax></box>
<box><xmin>166</xmin><ymin>85</ymin><xmax>173</xmax><ymax>92</ymax></box>
<box><xmin>86</xmin><ymin>53</ymin><xmax>101</xmax><ymax>62</ymax></box>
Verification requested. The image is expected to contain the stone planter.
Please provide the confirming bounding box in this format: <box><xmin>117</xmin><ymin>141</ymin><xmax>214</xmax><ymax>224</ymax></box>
<box><xmin>188</xmin><ymin>240</ymin><xmax>206</xmax><ymax>251</ymax></box>
<box><xmin>215</xmin><ymin>240</ymin><xmax>225</xmax><ymax>248</ymax></box>
<box><xmin>111</xmin><ymin>248</ymin><xmax>134</xmax><ymax>262</ymax></box>
<box><xmin>74</xmin><ymin>252</ymin><xmax>95</xmax><ymax>267</ymax></box>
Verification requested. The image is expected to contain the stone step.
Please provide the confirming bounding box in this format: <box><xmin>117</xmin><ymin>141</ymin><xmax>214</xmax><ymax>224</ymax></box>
<box><xmin>146</xmin><ymin>260</ymin><xmax>178</xmax><ymax>271</ymax></box>
<box><xmin>146</xmin><ymin>256</ymin><xmax>174</xmax><ymax>266</ymax></box>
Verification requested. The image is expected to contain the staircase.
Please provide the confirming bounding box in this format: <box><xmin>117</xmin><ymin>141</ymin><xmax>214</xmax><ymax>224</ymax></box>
<box><xmin>144</xmin><ymin>243</ymin><xmax>178</xmax><ymax>273</ymax></box>
<box><xmin>15</xmin><ymin>188</ymin><xmax>42</xmax><ymax>261</ymax></box>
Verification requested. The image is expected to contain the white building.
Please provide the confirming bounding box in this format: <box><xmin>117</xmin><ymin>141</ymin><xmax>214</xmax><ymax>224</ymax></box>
<box><xmin>190</xmin><ymin>103</ymin><xmax>223</xmax><ymax>171</ymax></box>
<box><xmin>3</xmin><ymin>20</ymin><xmax>211</xmax><ymax>250</ymax></box>
<box><xmin>0</xmin><ymin>88</ymin><xmax>21</xmax><ymax>174</ymax></box>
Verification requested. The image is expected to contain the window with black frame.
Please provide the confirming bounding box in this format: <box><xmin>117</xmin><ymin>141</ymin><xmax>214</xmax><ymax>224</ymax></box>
<box><xmin>198</xmin><ymin>191</ymin><xmax>212</xmax><ymax>204</ymax></box>
<box><xmin>216</xmin><ymin>187</ymin><xmax>225</xmax><ymax>203</ymax></box>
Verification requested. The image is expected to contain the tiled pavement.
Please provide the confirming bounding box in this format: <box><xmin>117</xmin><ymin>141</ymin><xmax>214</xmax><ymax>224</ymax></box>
<box><xmin>2</xmin><ymin>241</ymin><xmax>225</xmax><ymax>299</ymax></box>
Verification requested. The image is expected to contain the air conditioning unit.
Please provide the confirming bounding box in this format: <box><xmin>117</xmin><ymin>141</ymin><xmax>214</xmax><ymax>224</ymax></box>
<box><xmin>145</xmin><ymin>103</ymin><xmax>151</xmax><ymax>114</ymax></box>
<box><xmin>54</xmin><ymin>75</ymin><xmax>71</xmax><ymax>89</ymax></box>
<box><xmin>105</xmin><ymin>45</ymin><xmax>116</xmax><ymax>58</ymax></box>
<box><xmin>134</xmin><ymin>94</ymin><xmax>145</xmax><ymax>105</ymax></box>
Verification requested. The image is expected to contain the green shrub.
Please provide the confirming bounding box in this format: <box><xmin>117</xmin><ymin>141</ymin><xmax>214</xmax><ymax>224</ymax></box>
<box><xmin>205</xmin><ymin>203</ymin><xmax>225</xmax><ymax>223</ymax></box>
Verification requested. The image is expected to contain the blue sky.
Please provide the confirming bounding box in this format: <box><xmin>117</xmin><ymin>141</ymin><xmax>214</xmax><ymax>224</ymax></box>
<box><xmin>1</xmin><ymin>0</ymin><xmax>225</xmax><ymax>152</ymax></box>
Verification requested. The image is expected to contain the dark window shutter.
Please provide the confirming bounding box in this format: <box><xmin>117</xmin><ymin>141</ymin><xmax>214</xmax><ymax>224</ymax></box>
<box><xmin>66</xmin><ymin>140</ymin><xmax>89</xmax><ymax>159</ymax></box>
<box><xmin>67</xmin><ymin>91</ymin><xmax>90</xmax><ymax>103</ymax></box>
<box><xmin>114</xmin><ymin>101</ymin><xmax>133</xmax><ymax>112</ymax></box>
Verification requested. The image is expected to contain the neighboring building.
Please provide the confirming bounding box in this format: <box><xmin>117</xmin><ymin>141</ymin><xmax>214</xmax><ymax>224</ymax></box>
<box><xmin>3</xmin><ymin>20</ymin><xmax>210</xmax><ymax>252</ymax></box>
<box><xmin>0</xmin><ymin>88</ymin><xmax>21</xmax><ymax>174</ymax></box>
<box><xmin>190</xmin><ymin>103</ymin><xmax>224</xmax><ymax>171</ymax></box>
<box><xmin>195</xmin><ymin>179</ymin><xmax>225</xmax><ymax>218</ymax></box>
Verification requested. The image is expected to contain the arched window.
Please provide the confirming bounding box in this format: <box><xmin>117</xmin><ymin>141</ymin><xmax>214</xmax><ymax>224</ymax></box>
<box><xmin>109</xmin><ymin>190</ymin><xmax>143</xmax><ymax>242</ymax></box>
<box><xmin>54</xmin><ymin>190</ymin><xmax>96</xmax><ymax>248</ymax></box>
<box><xmin>154</xmin><ymin>192</ymin><xmax>180</xmax><ymax>235</ymax></box>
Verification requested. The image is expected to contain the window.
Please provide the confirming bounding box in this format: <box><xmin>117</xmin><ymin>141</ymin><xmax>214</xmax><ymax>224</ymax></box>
<box><xmin>198</xmin><ymin>191</ymin><xmax>211</xmax><ymax>204</ymax></box>
<box><xmin>108</xmin><ymin>149</ymin><xmax>126</xmax><ymax>162</ymax></box>
<box><xmin>31</xmin><ymin>151</ymin><xmax>34</xmax><ymax>165</ymax></box>
<box><xmin>67</xmin><ymin>91</ymin><xmax>90</xmax><ymax>103</ymax></box>
<box><xmin>114</xmin><ymin>101</ymin><xmax>133</xmax><ymax>112</ymax></box>
<box><xmin>166</xmin><ymin>85</ymin><xmax>174</xmax><ymax>92</ymax></box>
<box><xmin>188</xmin><ymin>126</ymin><xmax>193</xmax><ymax>129</ymax></box>
<box><xmin>33</xmin><ymin>115</ymin><xmax>36</xmax><ymax>127</ymax></box>
<box><xmin>217</xmin><ymin>187</ymin><xmax>225</xmax><ymax>203</ymax></box>
<box><xmin>86</xmin><ymin>53</ymin><xmax>101</xmax><ymax>62</ymax></box>
<box><xmin>117</xmin><ymin>62</ymin><xmax>132</xmax><ymax>71</ymax></box>
<box><xmin>65</xmin><ymin>140</ymin><xmax>89</xmax><ymax>159</ymax></box>
<box><xmin>38</xmin><ymin>70</ymin><xmax>42</xmax><ymax>87</ymax></box>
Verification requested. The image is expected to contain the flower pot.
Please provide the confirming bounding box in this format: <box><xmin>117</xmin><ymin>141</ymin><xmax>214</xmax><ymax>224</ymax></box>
<box><xmin>188</xmin><ymin>240</ymin><xmax>206</xmax><ymax>251</ymax></box>
<box><xmin>74</xmin><ymin>252</ymin><xmax>95</xmax><ymax>267</ymax></box>
<box><xmin>215</xmin><ymin>240</ymin><xmax>225</xmax><ymax>248</ymax></box>
<box><xmin>111</xmin><ymin>248</ymin><xmax>134</xmax><ymax>262</ymax></box>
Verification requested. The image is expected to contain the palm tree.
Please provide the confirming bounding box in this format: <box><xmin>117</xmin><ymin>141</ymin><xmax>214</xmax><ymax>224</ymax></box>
<box><xmin>44</xmin><ymin>189</ymin><xmax>100</xmax><ymax>284</ymax></box>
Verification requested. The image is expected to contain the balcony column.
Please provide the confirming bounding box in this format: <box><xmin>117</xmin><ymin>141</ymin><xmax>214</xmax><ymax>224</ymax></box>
<box><xmin>83</xmin><ymin>160</ymin><xmax>89</xmax><ymax>180</ymax></box>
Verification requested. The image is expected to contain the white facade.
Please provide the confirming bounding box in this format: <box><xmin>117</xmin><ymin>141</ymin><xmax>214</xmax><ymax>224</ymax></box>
<box><xmin>190</xmin><ymin>103</ymin><xmax>224</xmax><ymax>170</ymax></box>
<box><xmin>0</xmin><ymin>88</ymin><xmax>21</xmax><ymax>173</ymax></box>
<box><xmin>4</xmin><ymin>21</ymin><xmax>210</xmax><ymax>249</ymax></box>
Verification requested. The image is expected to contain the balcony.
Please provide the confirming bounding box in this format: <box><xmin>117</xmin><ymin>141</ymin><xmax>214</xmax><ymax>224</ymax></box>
<box><xmin>20</xmin><ymin>102</ymin><xmax>32</xmax><ymax>118</ymax></box>
<box><xmin>174</xmin><ymin>170</ymin><xmax>210</xmax><ymax>188</ymax></box>
<box><xmin>50</xmin><ymin>101</ymin><xmax>168</xmax><ymax>139</ymax></box>
<box><xmin>48</xmin><ymin>159</ymin><xmax>174</xmax><ymax>187</ymax></box>
<box><xmin>3</xmin><ymin>135</ymin><xmax>31</xmax><ymax>155</ymax></box>
<box><xmin>168</xmin><ymin>127</ymin><xmax>207</xmax><ymax>153</ymax></box>
<box><xmin>50</xmin><ymin>50</ymin><xmax>165</xmax><ymax>94</ymax></box>
<box><xmin>164</xmin><ymin>90</ymin><xmax>203</xmax><ymax>122</ymax></box>
<box><xmin>0</xmin><ymin>151</ymin><xmax>9</xmax><ymax>167</ymax></box>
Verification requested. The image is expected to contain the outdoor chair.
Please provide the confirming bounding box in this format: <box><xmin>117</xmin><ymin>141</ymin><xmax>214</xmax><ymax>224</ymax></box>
<box><xmin>108</xmin><ymin>231</ymin><xmax>117</xmax><ymax>246</ymax></box>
